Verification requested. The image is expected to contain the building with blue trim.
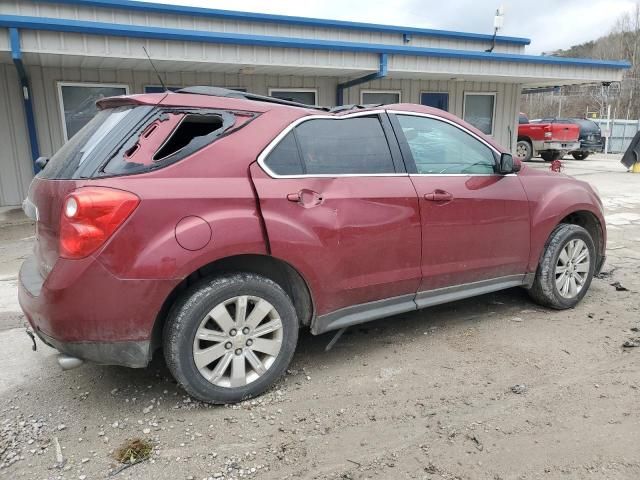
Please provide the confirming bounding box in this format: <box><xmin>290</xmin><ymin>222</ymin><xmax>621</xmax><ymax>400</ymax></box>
<box><xmin>0</xmin><ymin>0</ymin><xmax>629</xmax><ymax>206</ymax></box>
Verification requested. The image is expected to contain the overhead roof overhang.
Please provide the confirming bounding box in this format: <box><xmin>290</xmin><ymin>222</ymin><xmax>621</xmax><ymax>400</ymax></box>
<box><xmin>0</xmin><ymin>14</ymin><xmax>629</xmax><ymax>88</ymax></box>
<box><xmin>36</xmin><ymin>0</ymin><xmax>533</xmax><ymax>46</ymax></box>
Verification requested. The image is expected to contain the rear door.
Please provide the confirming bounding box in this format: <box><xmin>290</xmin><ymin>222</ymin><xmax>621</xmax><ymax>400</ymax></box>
<box><xmin>389</xmin><ymin>112</ymin><xmax>530</xmax><ymax>294</ymax></box>
<box><xmin>250</xmin><ymin>112</ymin><xmax>422</xmax><ymax>318</ymax></box>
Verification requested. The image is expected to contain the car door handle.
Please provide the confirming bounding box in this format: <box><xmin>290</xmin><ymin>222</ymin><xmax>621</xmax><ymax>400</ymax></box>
<box><xmin>424</xmin><ymin>190</ymin><xmax>453</xmax><ymax>202</ymax></box>
<box><xmin>287</xmin><ymin>189</ymin><xmax>323</xmax><ymax>207</ymax></box>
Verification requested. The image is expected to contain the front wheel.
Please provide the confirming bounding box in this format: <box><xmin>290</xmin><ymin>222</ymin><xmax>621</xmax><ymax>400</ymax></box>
<box><xmin>572</xmin><ymin>151</ymin><xmax>590</xmax><ymax>160</ymax></box>
<box><xmin>528</xmin><ymin>224</ymin><xmax>596</xmax><ymax>309</ymax></box>
<box><xmin>163</xmin><ymin>273</ymin><xmax>299</xmax><ymax>403</ymax></box>
<box><xmin>515</xmin><ymin>140</ymin><xmax>533</xmax><ymax>162</ymax></box>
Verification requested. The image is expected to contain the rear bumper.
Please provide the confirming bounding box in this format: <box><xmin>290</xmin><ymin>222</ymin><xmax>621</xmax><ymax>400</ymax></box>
<box><xmin>575</xmin><ymin>140</ymin><xmax>604</xmax><ymax>153</ymax></box>
<box><xmin>533</xmin><ymin>140</ymin><xmax>581</xmax><ymax>152</ymax></box>
<box><xmin>18</xmin><ymin>253</ymin><xmax>176</xmax><ymax>368</ymax></box>
<box><xmin>33</xmin><ymin>329</ymin><xmax>150</xmax><ymax>368</ymax></box>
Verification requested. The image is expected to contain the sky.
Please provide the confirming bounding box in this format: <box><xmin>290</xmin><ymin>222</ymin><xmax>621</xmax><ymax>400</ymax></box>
<box><xmin>145</xmin><ymin>0</ymin><xmax>636</xmax><ymax>55</ymax></box>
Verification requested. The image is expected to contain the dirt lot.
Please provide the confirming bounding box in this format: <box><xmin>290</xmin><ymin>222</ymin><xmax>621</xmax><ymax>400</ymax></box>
<box><xmin>1</xmin><ymin>155</ymin><xmax>639</xmax><ymax>480</ymax></box>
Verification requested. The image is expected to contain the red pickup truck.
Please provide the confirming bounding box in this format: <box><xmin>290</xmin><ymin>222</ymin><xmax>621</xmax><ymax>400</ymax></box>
<box><xmin>517</xmin><ymin>113</ymin><xmax>580</xmax><ymax>162</ymax></box>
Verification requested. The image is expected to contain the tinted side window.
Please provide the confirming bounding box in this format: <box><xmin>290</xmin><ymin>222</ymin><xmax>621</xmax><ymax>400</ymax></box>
<box><xmin>397</xmin><ymin>115</ymin><xmax>496</xmax><ymax>175</ymax></box>
<box><xmin>264</xmin><ymin>132</ymin><xmax>304</xmax><ymax>175</ymax></box>
<box><xmin>294</xmin><ymin>117</ymin><xmax>395</xmax><ymax>174</ymax></box>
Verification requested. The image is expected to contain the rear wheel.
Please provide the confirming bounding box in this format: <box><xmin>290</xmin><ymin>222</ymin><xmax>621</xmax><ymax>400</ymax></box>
<box><xmin>163</xmin><ymin>273</ymin><xmax>299</xmax><ymax>403</ymax></box>
<box><xmin>515</xmin><ymin>140</ymin><xmax>533</xmax><ymax>162</ymax></box>
<box><xmin>572</xmin><ymin>151</ymin><xmax>590</xmax><ymax>160</ymax></box>
<box><xmin>528</xmin><ymin>224</ymin><xmax>596</xmax><ymax>309</ymax></box>
<box><xmin>540</xmin><ymin>151</ymin><xmax>562</xmax><ymax>162</ymax></box>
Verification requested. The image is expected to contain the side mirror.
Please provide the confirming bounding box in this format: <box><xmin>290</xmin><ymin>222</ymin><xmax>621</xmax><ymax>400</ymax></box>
<box><xmin>498</xmin><ymin>153</ymin><xmax>519</xmax><ymax>174</ymax></box>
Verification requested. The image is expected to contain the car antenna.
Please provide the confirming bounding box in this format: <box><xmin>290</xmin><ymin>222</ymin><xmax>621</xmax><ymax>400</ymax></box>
<box><xmin>142</xmin><ymin>46</ymin><xmax>168</xmax><ymax>92</ymax></box>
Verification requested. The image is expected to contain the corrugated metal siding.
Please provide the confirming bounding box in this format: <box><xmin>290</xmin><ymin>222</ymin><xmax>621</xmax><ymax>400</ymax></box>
<box><xmin>0</xmin><ymin>0</ymin><xmax>524</xmax><ymax>54</ymax></box>
<box><xmin>0</xmin><ymin>64</ymin><xmax>33</xmax><ymax>206</ymax></box>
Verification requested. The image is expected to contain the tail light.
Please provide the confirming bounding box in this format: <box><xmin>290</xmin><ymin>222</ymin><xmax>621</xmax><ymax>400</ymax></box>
<box><xmin>60</xmin><ymin>187</ymin><xmax>140</xmax><ymax>259</ymax></box>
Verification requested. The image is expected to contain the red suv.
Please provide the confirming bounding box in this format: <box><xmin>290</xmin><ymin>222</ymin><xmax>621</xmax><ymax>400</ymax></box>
<box><xmin>19</xmin><ymin>88</ymin><xmax>606</xmax><ymax>403</ymax></box>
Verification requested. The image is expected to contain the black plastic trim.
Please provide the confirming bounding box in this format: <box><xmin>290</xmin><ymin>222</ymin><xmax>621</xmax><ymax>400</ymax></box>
<box><xmin>311</xmin><ymin>274</ymin><xmax>533</xmax><ymax>335</ymax></box>
<box><xmin>311</xmin><ymin>294</ymin><xmax>416</xmax><ymax>335</ymax></box>
<box><xmin>35</xmin><ymin>329</ymin><xmax>151</xmax><ymax>368</ymax></box>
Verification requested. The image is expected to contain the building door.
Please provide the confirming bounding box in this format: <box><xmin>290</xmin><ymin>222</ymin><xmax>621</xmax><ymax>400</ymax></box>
<box><xmin>250</xmin><ymin>113</ymin><xmax>422</xmax><ymax>318</ymax></box>
<box><xmin>389</xmin><ymin>112</ymin><xmax>530</xmax><ymax>293</ymax></box>
<box><xmin>421</xmin><ymin>92</ymin><xmax>449</xmax><ymax>112</ymax></box>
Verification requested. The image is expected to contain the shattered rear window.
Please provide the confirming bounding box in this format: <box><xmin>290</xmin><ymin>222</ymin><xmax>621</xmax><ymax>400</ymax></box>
<box><xmin>102</xmin><ymin>110</ymin><xmax>237</xmax><ymax>175</ymax></box>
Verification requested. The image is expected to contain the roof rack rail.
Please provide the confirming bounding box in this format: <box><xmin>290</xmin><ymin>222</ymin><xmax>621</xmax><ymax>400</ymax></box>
<box><xmin>177</xmin><ymin>86</ymin><xmax>330</xmax><ymax>111</ymax></box>
<box><xmin>328</xmin><ymin>103</ymin><xmax>383</xmax><ymax>113</ymax></box>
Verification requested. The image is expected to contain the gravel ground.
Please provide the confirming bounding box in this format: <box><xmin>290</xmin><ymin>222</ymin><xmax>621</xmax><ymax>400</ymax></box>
<box><xmin>0</xmin><ymin>155</ymin><xmax>639</xmax><ymax>480</ymax></box>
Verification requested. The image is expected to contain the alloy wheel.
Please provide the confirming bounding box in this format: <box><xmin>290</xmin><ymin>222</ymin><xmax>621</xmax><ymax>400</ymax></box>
<box><xmin>192</xmin><ymin>295</ymin><xmax>283</xmax><ymax>388</ymax></box>
<box><xmin>555</xmin><ymin>239</ymin><xmax>590</xmax><ymax>298</ymax></box>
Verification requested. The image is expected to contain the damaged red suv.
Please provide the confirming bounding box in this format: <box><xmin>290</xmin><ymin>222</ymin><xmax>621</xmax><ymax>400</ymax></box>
<box><xmin>19</xmin><ymin>87</ymin><xmax>606</xmax><ymax>403</ymax></box>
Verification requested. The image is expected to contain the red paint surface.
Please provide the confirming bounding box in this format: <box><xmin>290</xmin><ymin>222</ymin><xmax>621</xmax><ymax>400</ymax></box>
<box><xmin>250</xmin><ymin>164</ymin><xmax>422</xmax><ymax>315</ymax></box>
<box><xmin>175</xmin><ymin>216</ymin><xmax>212</xmax><ymax>251</ymax></box>
<box><xmin>411</xmin><ymin>175</ymin><xmax>530</xmax><ymax>291</ymax></box>
<box><xmin>518</xmin><ymin>121</ymin><xmax>580</xmax><ymax>143</ymax></box>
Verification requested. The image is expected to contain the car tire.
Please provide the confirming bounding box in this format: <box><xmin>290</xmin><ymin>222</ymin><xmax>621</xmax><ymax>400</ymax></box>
<box><xmin>528</xmin><ymin>224</ymin><xmax>596</xmax><ymax>309</ymax></box>
<box><xmin>572</xmin><ymin>151</ymin><xmax>590</xmax><ymax>160</ymax></box>
<box><xmin>516</xmin><ymin>140</ymin><xmax>533</xmax><ymax>162</ymax></box>
<box><xmin>163</xmin><ymin>273</ymin><xmax>299</xmax><ymax>404</ymax></box>
<box><xmin>540</xmin><ymin>151</ymin><xmax>561</xmax><ymax>162</ymax></box>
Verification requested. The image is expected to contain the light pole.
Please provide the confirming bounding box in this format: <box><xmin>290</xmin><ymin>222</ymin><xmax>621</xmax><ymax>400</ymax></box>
<box><xmin>602</xmin><ymin>81</ymin><xmax>612</xmax><ymax>155</ymax></box>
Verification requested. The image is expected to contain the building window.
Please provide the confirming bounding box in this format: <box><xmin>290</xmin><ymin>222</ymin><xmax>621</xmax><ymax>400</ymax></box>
<box><xmin>269</xmin><ymin>89</ymin><xmax>317</xmax><ymax>105</ymax></box>
<box><xmin>57</xmin><ymin>83</ymin><xmax>129</xmax><ymax>140</ymax></box>
<box><xmin>420</xmin><ymin>92</ymin><xmax>449</xmax><ymax>112</ymax></box>
<box><xmin>463</xmin><ymin>92</ymin><xmax>496</xmax><ymax>136</ymax></box>
<box><xmin>360</xmin><ymin>90</ymin><xmax>401</xmax><ymax>105</ymax></box>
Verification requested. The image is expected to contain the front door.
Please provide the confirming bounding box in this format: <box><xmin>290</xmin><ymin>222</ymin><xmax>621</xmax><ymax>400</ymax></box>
<box><xmin>250</xmin><ymin>113</ymin><xmax>422</xmax><ymax>318</ymax></box>
<box><xmin>389</xmin><ymin>112</ymin><xmax>530</xmax><ymax>293</ymax></box>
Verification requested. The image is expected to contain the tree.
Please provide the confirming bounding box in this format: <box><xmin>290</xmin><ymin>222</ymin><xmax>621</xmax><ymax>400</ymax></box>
<box><xmin>522</xmin><ymin>3</ymin><xmax>639</xmax><ymax>119</ymax></box>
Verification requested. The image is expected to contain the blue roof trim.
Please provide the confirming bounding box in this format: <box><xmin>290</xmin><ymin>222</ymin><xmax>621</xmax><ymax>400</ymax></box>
<box><xmin>38</xmin><ymin>0</ymin><xmax>532</xmax><ymax>46</ymax></box>
<box><xmin>0</xmin><ymin>15</ymin><xmax>630</xmax><ymax>70</ymax></box>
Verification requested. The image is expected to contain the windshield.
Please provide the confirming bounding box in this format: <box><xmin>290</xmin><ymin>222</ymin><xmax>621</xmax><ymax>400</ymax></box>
<box><xmin>38</xmin><ymin>106</ymin><xmax>153</xmax><ymax>179</ymax></box>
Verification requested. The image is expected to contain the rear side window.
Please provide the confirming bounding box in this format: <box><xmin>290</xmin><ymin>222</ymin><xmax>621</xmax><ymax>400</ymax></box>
<box><xmin>264</xmin><ymin>116</ymin><xmax>395</xmax><ymax>176</ymax></box>
<box><xmin>264</xmin><ymin>132</ymin><xmax>305</xmax><ymax>175</ymax></box>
